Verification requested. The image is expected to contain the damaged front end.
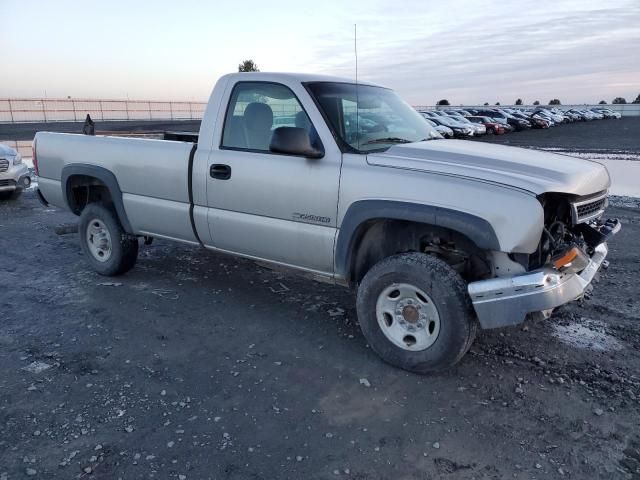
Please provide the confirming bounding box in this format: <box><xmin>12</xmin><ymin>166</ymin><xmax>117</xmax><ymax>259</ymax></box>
<box><xmin>529</xmin><ymin>191</ymin><xmax>618</xmax><ymax>271</ymax></box>
<box><xmin>467</xmin><ymin>191</ymin><xmax>620</xmax><ymax>329</ymax></box>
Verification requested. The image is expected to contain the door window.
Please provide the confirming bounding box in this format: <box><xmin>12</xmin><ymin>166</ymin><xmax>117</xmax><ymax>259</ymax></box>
<box><xmin>221</xmin><ymin>82</ymin><xmax>319</xmax><ymax>152</ymax></box>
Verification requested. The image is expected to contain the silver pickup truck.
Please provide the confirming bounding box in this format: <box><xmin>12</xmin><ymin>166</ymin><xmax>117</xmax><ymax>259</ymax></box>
<box><xmin>34</xmin><ymin>72</ymin><xmax>619</xmax><ymax>373</ymax></box>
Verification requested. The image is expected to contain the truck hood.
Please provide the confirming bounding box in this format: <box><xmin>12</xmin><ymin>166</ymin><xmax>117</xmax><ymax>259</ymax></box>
<box><xmin>367</xmin><ymin>140</ymin><xmax>610</xmax><ymax>196</ymax></box>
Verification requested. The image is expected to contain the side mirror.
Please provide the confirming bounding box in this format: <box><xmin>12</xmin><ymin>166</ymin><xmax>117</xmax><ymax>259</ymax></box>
<box><xmin>269</xmin><ymin>127</ymin><xmax>324</xmax><ymax>159</ymax></box>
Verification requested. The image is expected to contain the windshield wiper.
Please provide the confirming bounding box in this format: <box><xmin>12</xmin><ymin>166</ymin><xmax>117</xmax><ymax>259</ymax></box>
<box><xmin>363</xmin><ymin>137</ymin><xmax>413</xmax><ymax>145</ymax></box>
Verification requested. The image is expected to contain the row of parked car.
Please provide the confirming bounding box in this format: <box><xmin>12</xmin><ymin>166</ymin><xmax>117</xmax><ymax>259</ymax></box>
<box><xmin>418</xmin><ymin>106</ymin><xmax>622</xmax><ymax>138</ymax></box>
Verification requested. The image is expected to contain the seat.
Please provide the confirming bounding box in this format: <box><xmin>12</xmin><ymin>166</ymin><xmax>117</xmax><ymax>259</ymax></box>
<box><xmin>243</xmin><ymin>102</ymin><xmax>273</xmax><ymax>150</ymax></box>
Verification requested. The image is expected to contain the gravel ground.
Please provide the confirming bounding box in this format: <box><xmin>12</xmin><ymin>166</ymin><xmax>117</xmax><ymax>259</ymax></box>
<box><xmin>1</xmin><ymin>120</ymin><xmax>640</xmax><ymax>479</ymax></box>
<box><xmin>1</xmin><ymin>195</ymin><xmax>639</xmax><ymax>479</ymax></box>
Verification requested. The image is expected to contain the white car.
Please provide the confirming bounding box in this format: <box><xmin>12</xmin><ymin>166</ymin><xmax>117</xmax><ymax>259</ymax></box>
<box><xmin>424</xmin><ymin>118</ymin><xmax>453</xmax><ymax>138</ymax></box>
<box><xmin>594</xmin><ymin>108</ymin><xmax>621</xmax><ymax>119</ymax></box>
<box><xmin>0</xmin><ymin>144</ymin><xmax>31</xmax><ymax>200</ymax></box>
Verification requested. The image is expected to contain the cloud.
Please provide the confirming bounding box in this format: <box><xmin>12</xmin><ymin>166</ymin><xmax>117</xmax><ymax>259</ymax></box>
<box><xmin>1</xmin><ymin>0</ymin><xmax>637</xmax><ymax>103</ymax></box>
<box><xmin>308</xmin><ymin>1</ymin><xmax>640</xmax><ymax>104</ymax></box>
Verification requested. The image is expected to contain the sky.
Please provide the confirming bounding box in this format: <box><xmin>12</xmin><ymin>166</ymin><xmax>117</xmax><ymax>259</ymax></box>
<box><xmin>1</xmin><ymin>0</ymin><xmax>639</xmax><ymax>105</ymax></box>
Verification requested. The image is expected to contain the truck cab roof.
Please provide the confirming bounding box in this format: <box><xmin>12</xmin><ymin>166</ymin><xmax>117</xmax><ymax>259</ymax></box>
<box><xmin>219</xmin><ymin>72</ymin><xmax>381</xmax><ymax>88</ymax></box>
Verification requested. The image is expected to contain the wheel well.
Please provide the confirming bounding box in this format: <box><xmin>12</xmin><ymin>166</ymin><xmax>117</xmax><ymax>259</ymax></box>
<box><xmin>66</xmin><ymin>175</ymin><xmax>114</xmax><ymax>215</ymax></box>
<box><xmin>349</xmin><ymin>219</ymin><xmax>490</xmax><ymax>286</ymax></box>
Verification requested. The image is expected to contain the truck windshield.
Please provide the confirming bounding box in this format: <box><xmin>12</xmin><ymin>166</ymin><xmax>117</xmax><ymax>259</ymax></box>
<box><xmin>306</xmin><ymin>82</ymin><xmax>441</xmax><ymax>153</ymax></box>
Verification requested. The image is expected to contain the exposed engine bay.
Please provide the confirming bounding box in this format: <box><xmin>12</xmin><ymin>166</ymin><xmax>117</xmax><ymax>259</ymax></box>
<box><xmin>420</xmin><ymin>191</ymin><xmax>619</xmax><ymax>281</ymax></box>
<box><xmin>528</xmin><ymin>192</ymin><xmax>620</xmax><ymax>271</ymax></box>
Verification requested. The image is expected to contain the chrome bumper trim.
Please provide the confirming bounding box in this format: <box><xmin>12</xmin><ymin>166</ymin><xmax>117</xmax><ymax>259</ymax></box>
<box><xmin>468</xmin><ymin>243</ymin><xmax>609</xmax><ymax>329</ymax></box>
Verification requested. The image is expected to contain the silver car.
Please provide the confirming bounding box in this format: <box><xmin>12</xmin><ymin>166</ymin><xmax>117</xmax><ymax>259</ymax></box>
<box><xmin>424</xmin><ymin>118</ymin><xmax>453</xmax><ymax>138</ymax></box>
<box><xmin>0</xmin><ymin>144</ymin><xmax>31</xmax><ymax>200</ymax></box>
<box><xmin>446</xmin><ymin>115</ymin><xmax>486</xmax><ymax>135</ymax></box>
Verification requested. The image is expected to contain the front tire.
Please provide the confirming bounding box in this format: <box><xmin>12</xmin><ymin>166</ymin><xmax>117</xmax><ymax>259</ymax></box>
<box><xmin>79</xmin><ymin>202</ymin><xmax>138</xmax><ymax>276</ymax></box>
<box><xmin>356</xmin><ymin>253</ymin><xmax>477</xmax><ymax>373</ymax></box>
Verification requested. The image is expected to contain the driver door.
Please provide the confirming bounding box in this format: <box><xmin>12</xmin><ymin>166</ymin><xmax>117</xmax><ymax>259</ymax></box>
<box><xmin>205</xmin><ymin>81</ymin><xmax>341</xmax><ymax>275</ymax></box>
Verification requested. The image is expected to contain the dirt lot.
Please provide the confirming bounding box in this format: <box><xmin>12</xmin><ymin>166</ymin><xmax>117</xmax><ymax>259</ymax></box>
<box><xmin>473</xmin><ymin>117</ymin><xmax>640</xmax><ymax>153</ymax></box>
<box><xmin>1</xmin><ymin>125</ymin><xmax>640</xmax><ymax>479</ymax></box>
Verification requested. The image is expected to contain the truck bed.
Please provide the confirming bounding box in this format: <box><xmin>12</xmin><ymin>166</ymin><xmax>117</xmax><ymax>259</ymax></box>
<box><xmin>163</xmin><ymin>131</ymin><xmax>199</xmax><ymax>143</ymax></box>
<box><xmin>36</xmin><ymin>132</ymin><xmax>199</xmax><ymax>243</ymax></box>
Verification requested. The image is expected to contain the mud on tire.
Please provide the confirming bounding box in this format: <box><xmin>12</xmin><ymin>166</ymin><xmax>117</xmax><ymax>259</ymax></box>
<box><xmin>356</xmin><ymin>252</ymin><xmax>477</xmax><ymax>373</ymax></box>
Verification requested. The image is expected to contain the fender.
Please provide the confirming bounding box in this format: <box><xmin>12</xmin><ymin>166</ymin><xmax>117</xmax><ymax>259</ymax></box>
<box><xmin>335</xmin><ymin>200</ymin><xmax>501</xmax><ymax>279</ymax></box>
<box><xmin>61</xmin><ymin>164</ymin><xmax>133</xmax><ymax>233</ymax></box>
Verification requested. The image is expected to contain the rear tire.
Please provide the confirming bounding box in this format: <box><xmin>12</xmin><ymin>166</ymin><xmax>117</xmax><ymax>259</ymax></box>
<box><xmin>356</xmin><ymin>253</ymin><xmax>477</xmax><ymax>373</ymax></box>
<box><xmin>79</xmin><ymin>202</ymin><xmax>138</xmax><ymax>276</ymax></box>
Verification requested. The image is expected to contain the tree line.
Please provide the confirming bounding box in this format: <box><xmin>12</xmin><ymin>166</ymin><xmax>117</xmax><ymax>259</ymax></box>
<box><xmin>436</xmin><ymin>94</ymin><xmax>640</xmax><ymax>106</ymax></box>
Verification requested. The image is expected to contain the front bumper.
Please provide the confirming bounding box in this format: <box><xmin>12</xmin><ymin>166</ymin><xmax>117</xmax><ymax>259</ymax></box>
<box><xmin>468</xmin><ymin>242</ymin><xmax>611</xmax><ymax>329</ymax></box>
<box><xmin>0</xmin><ymin>163</ymin><xmax>30</xmax><ymax>191</ymax></box>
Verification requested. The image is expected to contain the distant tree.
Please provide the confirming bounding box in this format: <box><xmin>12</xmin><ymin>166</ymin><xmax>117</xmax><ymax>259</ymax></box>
<box><xmin>632</xmin><ymin>93</ymin><xmax>640</xmax><ymax>104</ymax></box>
<box><xmin>436</xmin><ymin>99</ymin><xmax>450</xmax><ymax>106</ymax></box>
<box><xmin>548</xmin><ymin>99</ymin><xmax>561</xmax><ymax>105</ymax></box>
<box><xmin>515</xmin><ymin>98</ymin><xmax>523</xmax><ymax>105</ymax></box>
<box><xmin>612</xmin><ymin>97</ymin><xmax>627</xmax><ymax>104</ymax></box>
<box><xmin>598</xmin><ymin>100</ymin><xmax>607</xmax><ymax>104</ymax></box>
<box><xmin>483</xmin><ymin>102</ymin><xmax>489</xmax><ymax>106</ymax></box>
<box><xmin>238</xmin><ymin>59</ymin><xmax>259</xmax><ymax>72</ymax></box>
<box><xmin>533</xmin><ymin>100</ymin><xmax>540</xmax><ymax>105</ymax></box>
<box><xmin>495</xmin><ymin>102</ymin><xmax>500</xmax><ymax>106</ymax></box>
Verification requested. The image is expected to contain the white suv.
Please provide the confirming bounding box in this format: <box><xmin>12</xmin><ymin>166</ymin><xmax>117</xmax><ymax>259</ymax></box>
<box><xmin>0</xmin><ymin>144</ymin><xmax>30</xmax><ymax>200</ymax></box>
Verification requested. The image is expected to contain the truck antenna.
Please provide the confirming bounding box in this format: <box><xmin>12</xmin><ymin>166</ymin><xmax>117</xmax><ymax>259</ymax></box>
<box><xmin>354</xmin><ymin>23</ymin><xmax>360</xmax><ymax>149</ymax></box>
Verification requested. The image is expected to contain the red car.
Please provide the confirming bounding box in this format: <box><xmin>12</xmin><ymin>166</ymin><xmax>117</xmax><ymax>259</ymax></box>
<box><xmin>466</xmin><ymin>116</ymin><xmax>506</xmax><ymax>134</ymax></box>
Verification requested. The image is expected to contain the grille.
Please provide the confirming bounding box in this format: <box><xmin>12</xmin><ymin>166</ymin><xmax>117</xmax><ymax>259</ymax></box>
<box><xmin>577</xmin><ymin>199</ymin><xmax>606</xmax><ymax>217</ymax></box>
<box><xmin>0</xmin><ymin>159</ymin><xmax>8</xmax><ymax>172</ymax></box>
<box><xmin>571</xmin><ymin>192</ymin><xmax>608</xmax><ymax>224</ymax></box>
<box><xmin>0</xmin><ymin>179</ymin><xmax>14</xmax><ymax>187</ymax></box>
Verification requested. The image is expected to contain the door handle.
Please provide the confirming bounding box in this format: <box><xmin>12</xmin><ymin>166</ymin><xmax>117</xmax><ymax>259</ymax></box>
<box><xmin>210</xmin><ymin>164</ymin><xmax>231</xmax><ymax>180</ymax></box>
